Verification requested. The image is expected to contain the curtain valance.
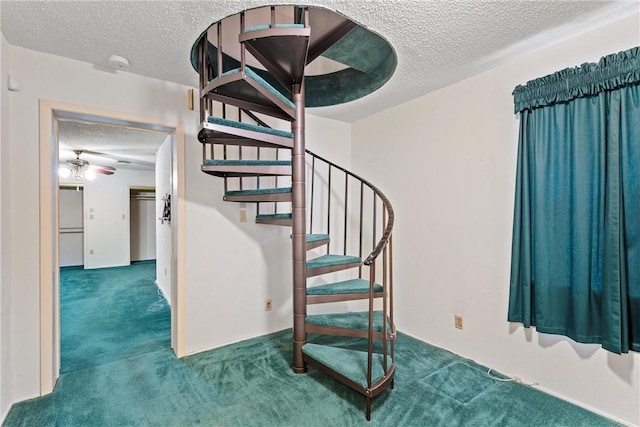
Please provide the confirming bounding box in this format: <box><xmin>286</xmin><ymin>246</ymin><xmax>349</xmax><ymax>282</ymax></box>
<box><xmin>513</xmin><ymin>46</ymin><xmax>640</xmax><ymax>113</ymax></box>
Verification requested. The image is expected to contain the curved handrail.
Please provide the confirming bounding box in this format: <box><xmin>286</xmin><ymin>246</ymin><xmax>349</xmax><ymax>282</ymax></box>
<box><xmin>304</xmin><ymin>149</ymin><xmax>394</xmax><ymax>266</ymax></box>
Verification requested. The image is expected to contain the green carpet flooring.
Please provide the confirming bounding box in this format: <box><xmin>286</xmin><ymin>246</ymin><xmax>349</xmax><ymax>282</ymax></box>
<box><xmin>59</xmin><ymin>260</ymin><xmax>170</xmax><ymax>373</ymax></box>
<box><xmin>3</xmin><ymin>262</ymin><xmax>618</xmax><ymax>426</ymax></box>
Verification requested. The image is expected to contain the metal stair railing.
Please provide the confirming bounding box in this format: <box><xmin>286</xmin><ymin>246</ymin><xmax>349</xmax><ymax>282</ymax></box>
<box><xmin>200</xmin><ymin>103</ymin><xmax>396</xmax><ymax>383</ymax></box>
<box><xmin>304</xmin><ymin>149</ymin><xmax>396</xmax><ymax>392</ymax></box>
<box><xmin>200</xmin><ymin>105</ymin><xmax>395</xmax><ymax>297</ymax></box>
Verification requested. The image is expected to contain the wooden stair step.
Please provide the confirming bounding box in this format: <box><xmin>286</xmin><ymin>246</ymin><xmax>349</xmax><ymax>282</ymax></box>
<box><xmin>240</xmin><ymin>24</ymin><xmax>310</xmax><ymax>88</ymax></box>
<box><xmin>202</xmin><ymin>159</ymin><xmax>291</xmax><ymax>177</ymax></box>
<box><xmin>306</xmin><ymin>311</ymin><xmax>394</xmax><ymax>339</ymax></box>
<box><xmin>224</xmin><ymin>187</ymin><xmax>292</xmax><ymax>202</ymax></box>
<box><xmin>199</xmin><ymin>116</ymin><xmax>294</xmax><ymax>149</ymax></box>
<box><xmin>306</xmin><ymin>254</ymin><xmax>361</xmax><ymax>277</ymax></box>
<box><xmin>302</xmin><ymin>343</ymin><xmax>388</xmax><ymax>390</ymax></box>
<box><xmin>255</xmin><ymin>213</ymin><xmax>292</xmax><ymax>226</ymax></box>
<box><xmin>306</xmin><ymin>278</ymin><xmax>382</xmax><ymax>304</ymax></box>
<box><xmin>203</xmin><ymin>66</ymin><xmax>295</xmax><ymax>121</ymax></box>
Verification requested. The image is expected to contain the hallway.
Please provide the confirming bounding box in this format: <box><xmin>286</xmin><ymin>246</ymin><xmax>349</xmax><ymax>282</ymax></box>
<box><xmin>60</xmin><ymin>261</ymin><xmax>170</xmax><ymax>373</ymax></box>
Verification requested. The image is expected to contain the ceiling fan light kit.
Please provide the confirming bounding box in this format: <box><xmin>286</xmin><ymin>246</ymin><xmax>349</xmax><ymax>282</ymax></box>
<box><xmin>59</xmin><ymin>150</ymin><xmax>115</xmax><ymax>184</ymax></box>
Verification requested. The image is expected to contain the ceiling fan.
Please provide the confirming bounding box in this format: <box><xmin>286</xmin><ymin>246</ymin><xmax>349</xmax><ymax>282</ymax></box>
<box><xmin>58</xmin><ymin>150</ymin><xmax>116</xmax><ymax>183</ymax></box>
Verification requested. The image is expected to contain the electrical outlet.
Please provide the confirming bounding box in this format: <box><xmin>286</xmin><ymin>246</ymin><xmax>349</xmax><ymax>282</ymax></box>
<box><xmin>455</xmin><ymin>315</ymin><xmax>463</xmax><ymax>330</ymax></box>
<box><xmin>265</xmin><ymin>298</ymin><xmax>272</xmax><ymax>312</ymax></box>
<box><xmin>239</xmin><ymin>210</ymin><xmax>247</xmax><ymax>223</ymax></box>
<box><xmin>89</xmin><ymin>249</ymin><xmax>94</xmax><ymax>255</ymax></box>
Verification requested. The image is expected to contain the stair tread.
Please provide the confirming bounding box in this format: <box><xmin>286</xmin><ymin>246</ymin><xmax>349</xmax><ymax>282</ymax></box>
<box><xmin>206</xmin><ymin>116</ymin><xmax>293</xmax><ymax>139</ymax></box>
<box><xmin>306</xmin><ymin>233</ymin><xmax>330</xmax><ymax>243</ymax></box>
<box><xmin>204</xmin><ymin>67</ymin><xmax>296</xmax><ymax>120</ymax></box>
<box><xmin>204</xmin><ymin>159</ymin><xmax>291</xmax><ymax>166</ymax></box>
<box><xmin>218</xmin><ymin>66</ymin><xmax>295</xmax><ymax>111</ymax></box>
<box><xmin>245</xmin><ymin>23</ymin><xmax>305</xmax><ymax>32</ymax></box>
<box><xmin>302</xmin><ymin>343</ymin><xmax>387</xmax><ymax>389</ymax></box>
<box><xmin>304</xmin><ymin>233</ymin><xmax>330</xmax><ymax>250</ymax></box>
<box><xmin>307</xmin><ymin>254</ymin><xmax>361</xmax><ymax>270</ymax></box>
<box><xmin>256</xmin><ymin>213</ymin><xmax>292</xmax><ymax>220</ymax></box>
<box><xmin>226</xmin><ymin>187</ymin><xmax>291</xmax><ymax>197</ymax></box>
<box><xmin>307</xmin><ymin>278</ymin><xmax>382</xmax><ymax>296</ymax></box>
<box><xmin>240</xmin><ymin>24</ymin><xmax>310</xmax><ymax>88</ymax></box>
<box><xmin>306</xmin><ymin>311</ymin><xmax>391</xmax><ymax>333</ymax></box>
<box><xmin>255</xmin><ymin>213</ymin><xmax>292</xmax><ymax>227</ymax></box>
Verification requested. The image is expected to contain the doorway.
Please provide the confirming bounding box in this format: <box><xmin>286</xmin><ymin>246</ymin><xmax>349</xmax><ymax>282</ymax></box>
<box><xmin>130</xmin><ymin>188</ymin><xmax>157</xmax><ymax>263</ymax></box>
<box><xmin>59</xmin><ymin>186</ymin><xmax>84</xmax><ymax>267</ymax></box>
<box><xmin>39</xmin><ymin>100</ymin><xmax>185</xmax><ymax>394</ymax></box>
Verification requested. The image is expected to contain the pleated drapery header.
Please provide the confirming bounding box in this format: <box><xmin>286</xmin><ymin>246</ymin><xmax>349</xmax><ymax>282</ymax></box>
<box><xmin>512</xmin><ymin>46</ymin><xmax>640</xmax><ymax>113</ymax></box>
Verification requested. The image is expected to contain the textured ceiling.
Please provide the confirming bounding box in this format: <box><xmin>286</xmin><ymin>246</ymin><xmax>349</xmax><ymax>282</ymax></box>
<box><xmin>2</xmin><ymin>1</ymin><xmax>638</xmax><ymax>170</ymax></box>
<box><xmin>58</xmin><ymin>120</ymin><xmax>168</xmax><ymax>171</ymax></box>
<box><xmin>2</xmin><ymin>1</ymin><xmax>637</xmax><ymax>124</ymax></box>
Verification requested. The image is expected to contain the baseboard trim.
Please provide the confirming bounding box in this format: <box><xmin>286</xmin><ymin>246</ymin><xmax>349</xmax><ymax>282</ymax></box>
<box><xmin>533</xmin><ymin>384</ymin><xmax>636</xmax><ymax>427</ymax></box>
<box><xmin>154</xmin><ymin>280</ymin><xmax>171</xmax><ymax>306</ymax></box>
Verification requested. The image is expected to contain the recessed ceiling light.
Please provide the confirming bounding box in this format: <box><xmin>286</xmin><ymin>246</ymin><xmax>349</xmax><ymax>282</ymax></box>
<box><xmin>107</xmin><ymin>54</ymin><xmax>130</xmax><ymax>70</ymax></box>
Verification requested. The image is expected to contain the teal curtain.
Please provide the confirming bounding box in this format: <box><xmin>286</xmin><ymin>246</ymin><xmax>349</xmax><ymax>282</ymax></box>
<box><xmin>508</xmin><ymin>47</ymin><xmax>640</xmax><ymax>354</ymax></box>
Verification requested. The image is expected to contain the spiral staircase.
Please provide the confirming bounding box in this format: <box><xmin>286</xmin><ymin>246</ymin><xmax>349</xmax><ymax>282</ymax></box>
<box><xmin>190</xmin><ymin>5</ymin><xmax>396</xmax><ymax>420</ymax></box>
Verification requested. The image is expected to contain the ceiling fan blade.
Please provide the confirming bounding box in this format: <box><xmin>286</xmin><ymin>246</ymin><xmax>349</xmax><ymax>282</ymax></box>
<box><xmin>80</xmin><ymin>149</ymin><xmax>155</xmax><ymax>170</ymax></box>
<box><xmin>91</xmin><ymin>164</ymin><xmax>116</xmax><ymax>172</ymax></box>
<box><xmin>91</xmin><ymin>166</ymin><xmax>116</xmax><ymax>175</ymax></box>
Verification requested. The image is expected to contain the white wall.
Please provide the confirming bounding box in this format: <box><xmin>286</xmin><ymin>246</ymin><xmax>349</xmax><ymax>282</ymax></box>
<box><xmin>4</xmin><ymin>47</ymin><xmax>186</xmax><ymax>404</ymax></box>
<box><xmin>304</xmin><ymin>114</ymin><xmax>365</xmax><ymax>314</ymax></box>
<box><xmin>60</xmin><ymin>169</ymin><xmax>154</xmax><ymax>269</ymax></box>
<box><xmin>155</xmin><ymin>135</ymin><xmax>172</xmax><ymax>302</ymax></box>
<box><xmin>59</xmin><ymin>188</ymin><xmax>83</xmax><ymax>267</ymax></box>
<box><xmin>4</xmin><ymin>45</ymin><xmax>189</xmax><ymax>404</ymax></box>
<box><xmin>351</xmin><ymin>14</ymin><xmax>640</xmax><ymax>425</ymax></box>
<box><xmin>3</xmin><ymin>43</ymin><xmax>352</xmax><ymax>409</ymax></box>
<box><xmin>0</xmin><ymin>31</ymin><xmax>13</xmax><ymax>423</ymax></box>
<box><xmin>59</xmin><ymin>176</ymin><xmax>157</xmax><ymax>269</ymax></box>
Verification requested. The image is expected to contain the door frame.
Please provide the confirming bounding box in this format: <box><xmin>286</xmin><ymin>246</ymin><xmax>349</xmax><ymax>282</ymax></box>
<box><xmin>39</xmin><ymin>100</ymin><xmax>186</xmax><ymax>394</ymax></box>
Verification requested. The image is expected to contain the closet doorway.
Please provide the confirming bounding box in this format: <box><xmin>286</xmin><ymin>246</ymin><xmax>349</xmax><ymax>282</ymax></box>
<box><xmin>59</xmin><ymin>186</ymin><xmax>84</xmax><ymax>267</ymax></box>
<box><xmin>130</xmin><ymin>188</ymin><xmax>156</xmax><ymax>263</ymax></box>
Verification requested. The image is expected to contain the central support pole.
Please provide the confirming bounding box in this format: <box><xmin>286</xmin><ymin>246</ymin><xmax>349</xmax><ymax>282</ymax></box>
<box><xmin>291</xmin><ymin>82</ymin><xmax>307</xmax><ymax>373</ymax></box>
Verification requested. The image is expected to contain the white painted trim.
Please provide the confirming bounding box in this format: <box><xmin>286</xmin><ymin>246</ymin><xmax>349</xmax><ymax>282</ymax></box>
<box><xmin>172</xmin><ymin>128</ymin><xmax>186</xmax><ymax>357</ymax></box>
<box><xmin>38</xmin><ymin>100</ymin><xmax>186</xmax><ymax>395</ymax></box>
<box><xmin>532</xmin><ymin>384</ymin><xmax>633</xmax><ymax>427</ymax></box>
<box><xmin>154</xmin><ymin>280</ymin><xmax>171</xmax><ymax>304</ymax></box>
<box><xmin>39</xmin><ymin>100</ymin><xmax>56</xmax><ymax>394</ymax></box>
